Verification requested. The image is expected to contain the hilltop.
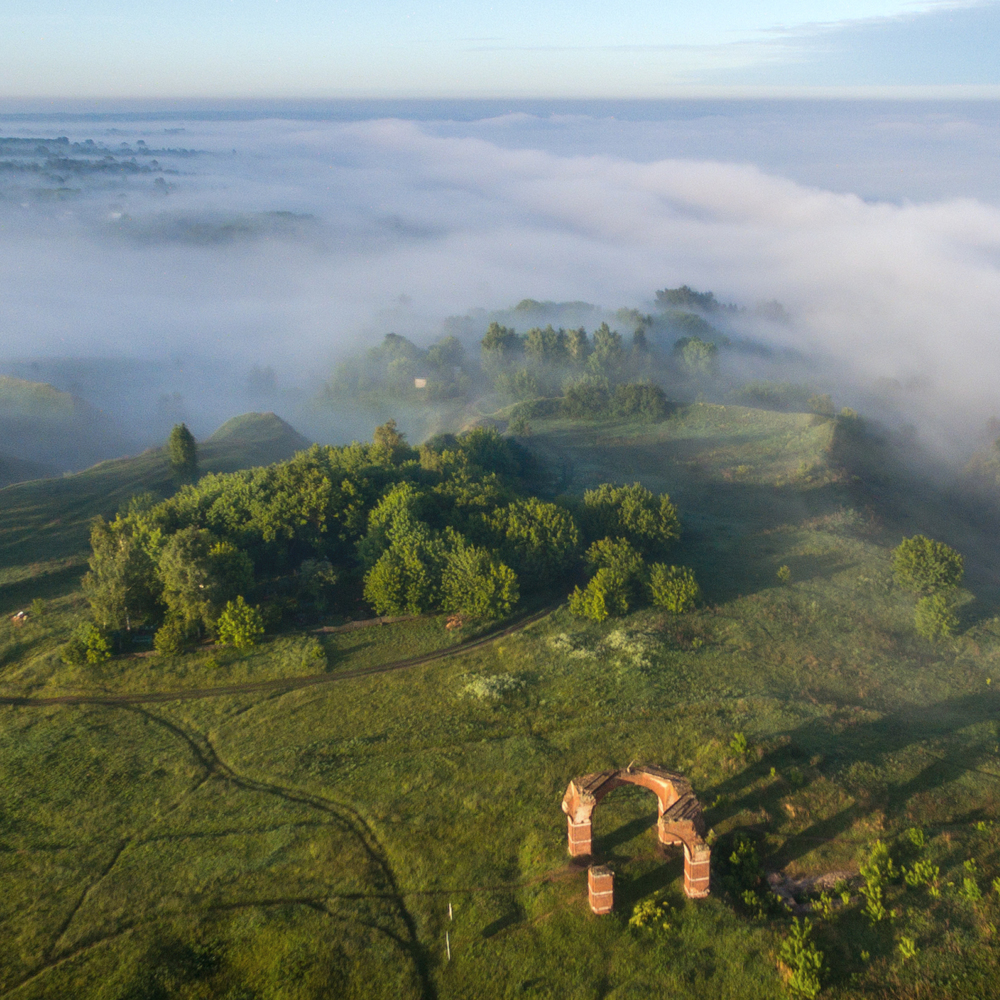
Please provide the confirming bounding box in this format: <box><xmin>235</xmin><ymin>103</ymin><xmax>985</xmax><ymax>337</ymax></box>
<box><xmin>0</xmin><ymin>411</ymin><xmax>312</xmax><ymax>576</ymax></box>
<box><xmin>0</xmin><ymin>375</ymin><xmax>135</xmax><ymax>473</ymax></box>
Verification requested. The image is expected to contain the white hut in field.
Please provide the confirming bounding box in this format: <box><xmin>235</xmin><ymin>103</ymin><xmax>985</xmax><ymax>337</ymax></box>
<box><xmin>413</xmin><ymin>377</ymin><xmax>427</xmax><ymax>388</ymax></box>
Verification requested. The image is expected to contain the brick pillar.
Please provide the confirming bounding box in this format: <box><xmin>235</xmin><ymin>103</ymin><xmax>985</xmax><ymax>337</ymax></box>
<box><xmin>567</xmin><ymin>818</ymin><xmax>592</xmax><ymax>857</ymax></box>
<box><xmin>588</xmin><ymin>865</ymin><xmax>614</xmax><ymax>914</ymax></box>
<box><xmin>683</xmin><ymin>842</ymin><xmax>711</xmax><ymax>898</ymax></box>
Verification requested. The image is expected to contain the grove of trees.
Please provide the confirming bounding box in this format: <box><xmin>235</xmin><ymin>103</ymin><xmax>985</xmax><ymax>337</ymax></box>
<box><xmin>76</xmin><ymin>422</ymin><xmax>704</xmax><ymax>658</ymax></box>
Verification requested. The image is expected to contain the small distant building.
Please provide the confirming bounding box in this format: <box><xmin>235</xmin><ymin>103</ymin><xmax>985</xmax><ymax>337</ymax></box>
<box><xmin>413</xmin><ymin>377</ymin><xmax>427</xmax><ymax>389</ymax></box>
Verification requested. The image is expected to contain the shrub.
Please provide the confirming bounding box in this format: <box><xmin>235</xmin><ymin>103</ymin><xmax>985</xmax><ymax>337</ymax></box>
<box><xmin>154</xmin><ymin>614</ymin><xmax>190</xmax><ymax>656</ymax></box>
<box><xmin>722</xmin><ymin>833</ymin><xmax>764</xmax><ymax>897</ymax></box>
<box><xmin>610</xmin><ymin>382</ymin><xmax>669</xmax><ymax>422</ymax></box>
<box><xmin>298</xmin><ymin>558</ymin><xmax>338</xmax><ymax>608</ymax></box>
<box><xmin>778</xmin><ymin>918</ymin><xmax>824</xmax><ymax>999</ymax></box>
<box><xmin>808</xmin><ymin>393</ymin><xmax>835</xmax><ymax>416</ymax></box>
<box><xmin>363</xmin><ymin>530</ymin><xmax>446</xmax><ymax>615</ymax></box>
<box><xmin>168</xmin><ymin>422</ymin><xmax>198</xmax><ymax>483</ymax></box>
<box><xmin>562</xmin><ymin>376</ymin><xmax>610</xmax><ymax>418</ymax></box>
<box><xmin>960</xmin><ymin>876</ymin><xmax>982</xmax><ymax>902</ymax></box>
<box><xmin>648</xmin><ymin>563</ymin><xmax>701</xmax><ymax>612</ymax></box>
<box><xmin>61</xmin><ymin>622</ymin><xmax>112</xmax><ymax>666</ymax></box>
<box><xmin>494</xmin><ymin>367</ymin><xmax>540</xmax><ymax>402</ymax></box>
<box><xmin>441</xmin><ymin>543</ymin><xmax>519</xmax><ymax>620</ymax></box>
<box><xmin>569</xmin><ymin>567</ymin><xmax>631</xmax><ymax>622</ymax></box>
<box><xmin>777</xmin><ymin>564</ymin><xmax>792</xmax><ymax>584</ymax></box>
<box><xmin>216</xmin><ymin>596</ymin><xmax>265</xmax><ymax>649</ymax></box>
<box><xmin>892</xmin><ymin>534</ymin><xmax>964</xmax><ymax>594</ymax></box>
<box><xmin>904</xmin><ymin>857</ymin><xmax>940</xmax><ymax>894</ymax></box>
<box><xmin>859</xmin><ymin>840</ymin><xmax>897</xmax><ymax>923</ymax></box>
<box><xmin>158</xmin><ymin>527</ymin><xmax>254</xmax><ymax>633</ymax></box>
<box><xmin>569</xmin><ymin>537</ymin><xmax>651</xmax><ymax>622</ymax></box>
<box><xmin>585</xmin><ymin>536</ymin><xmax>646</xmax><ymax>578</ymax></box>
<box><xmin>487</xmin><ymin>497</ymin><xmax>580</xmax><ymax>589</ymax></box>
<box><xmin>676</xmin><ymin>336</ymin><xmax>718</xmax><ymax>377</ymax></box>
<box><xmin>914</xmin><ymin>592</ymin><xmax>958</xmax><ymax>640</ymax></box>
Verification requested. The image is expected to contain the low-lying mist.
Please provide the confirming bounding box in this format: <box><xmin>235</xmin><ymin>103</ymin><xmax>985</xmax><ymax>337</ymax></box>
<box><xmin>1</xmin><ymin>103</ymin><xmax>999</xmax><ymax>461</ymax></box>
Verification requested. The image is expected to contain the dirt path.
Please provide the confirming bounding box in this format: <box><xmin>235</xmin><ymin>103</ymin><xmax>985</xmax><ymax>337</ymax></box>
<box><xmin>0</xmin><ymin>605</ymin><xmax>557</xmax><ymax>708</ymax></box>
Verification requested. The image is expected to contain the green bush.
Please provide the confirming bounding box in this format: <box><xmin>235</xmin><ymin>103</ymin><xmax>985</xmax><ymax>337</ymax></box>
<box><xmin>562</xmin><ymin>376</ymin><xmax>610</xmax><ymax>418</ymax></box>
<box><xmin>628</xmin><ymin>895</ymin><xmax>672</xmax><ymax>933</ymax></box>
<box><xmin>778</xmin><ymin>918</ymin><xmax>824</xmax><ymax>999</ymax></box>
<box><xmin>569</xmin><ymin>567</ymin><xmax>633</xmax><ymax>622</ymax></box>
<box><xmin>61</xmin><ymin>622</ymin><xmax>112</xmax><ymax>666</ymax></box>
<box><xmin>158</xmin><ymin>527</ymin><xmax>254</xmax><ymax>634</ymax></box>
<box><xmin>569</xmin><ymin>538</ymin><xmax>650</xmax><ymax>622</ymax></box>
<box><xmin>441</xmin><ymin>543</ymin><xmax>518</xmax><ymax>619</ymax></box>
<box><xmin>154</xmin><ymin>614</ymin><xmax>190</xmax><ymax>656</ymax></box>
<box><xmin>892</xmin><ymin>534</ymin><xmax>964</xmax><ymax>593</ymax></box>
<box><xmin>676</xmin><ymin>336</ymin><xmax>718</xmax><ymax>377</ymax></box>
<box><xmin>609</xmin><ymin>382</ymin><xmax>669</xmax><ymax>422</ymax></box>
<box><xmin>648</xmin><ymin>563</ymin><xmax>701</xmax><ymax>612</ymax></box>
<box><xmin>487</xmin><ymin>497</ymin><xmax>580</xmax><ymax>590</ymax></box>
<box><xmin>859</xmin><ymin>840</ymin><xmax>897</xmax><ymax>923</ymax></box>
<box><xmin>914</xmin><ymin>592</ymin><xmax>959</xmax><ymax>640</ymax></box>
<box><xmin>298</xmin><ymin>558</ymin><xmax>338</xmax><ymax>609</ymax></box>
<box><xmin>363</xmin><ymin>529</ymin><xmax>446</xmax><ymax>616</ymax></box>
<box><xmin>216</xmin><ymin>596</ymin><xmax>265</xmax><ymax>649</ymax></box>
<box><xmin>722</xmin><ymin>833</ymin><xmax>764</xmax><ymax>897</ymax></box>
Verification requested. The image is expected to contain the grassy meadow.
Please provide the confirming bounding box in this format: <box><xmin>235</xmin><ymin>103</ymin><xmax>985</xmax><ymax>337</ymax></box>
<box><xmin>1</xmin><ymin>404</ymin><xmax>999</xmax><ymax>998</ymax></box>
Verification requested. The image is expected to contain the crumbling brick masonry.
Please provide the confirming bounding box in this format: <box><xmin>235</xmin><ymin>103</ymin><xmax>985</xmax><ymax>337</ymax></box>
<box><xmin>561</xmin><ymin>763</ymin><xmax>711</xmax><ymax>903</ymax></box>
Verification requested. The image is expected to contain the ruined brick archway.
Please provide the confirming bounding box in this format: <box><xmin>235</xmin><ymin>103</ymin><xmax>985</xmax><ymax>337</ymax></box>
<box><xmin>561</xmin><ymin>764</ymin><xmax>710</xmax><ymax>898</ymax></box>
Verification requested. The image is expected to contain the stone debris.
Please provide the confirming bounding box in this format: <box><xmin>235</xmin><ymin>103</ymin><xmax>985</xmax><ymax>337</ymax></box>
<box><xmin>766</xmin><ymin>869</ymin><xmax>858</xmax><ymax>913</ymax></box>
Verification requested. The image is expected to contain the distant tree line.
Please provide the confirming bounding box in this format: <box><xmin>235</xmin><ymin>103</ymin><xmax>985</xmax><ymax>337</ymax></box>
<box><xmin>318</xmin><ymin>286</ymin><xmax>744</xmax><ymax>420</ymax></box>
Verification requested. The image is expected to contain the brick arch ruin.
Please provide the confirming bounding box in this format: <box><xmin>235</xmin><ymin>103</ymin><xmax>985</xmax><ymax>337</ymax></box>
<box><xmin>561</xmin><ymin>764</ymin><xmax>711</xmax><ymax>898</ymax></box>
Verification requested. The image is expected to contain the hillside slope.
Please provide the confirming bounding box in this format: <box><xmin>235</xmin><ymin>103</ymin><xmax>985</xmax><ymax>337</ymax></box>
<box><xmin>0</xmin><ymin>452</ymin><xmax>55</xmax><ymax>489</ymax></box>
<box><xmin>0</xmin><ymin>375</ymin><xmax>135</xmax><ymax>472</ymax></box>
<box><xmin>0</xmin><ymin>412</ymin><xmax>312</xmax><ymax>572</ymax></box>
<box><xmin>1</xmin><ymin>405</ymin><xmax>999</xmax><ymax>1000</ymax></box>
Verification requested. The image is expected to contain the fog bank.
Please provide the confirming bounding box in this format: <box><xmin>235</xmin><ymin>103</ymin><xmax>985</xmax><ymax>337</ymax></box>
<box><xmin>1</xmin><ymin>102</ymin><xmax>999</xmax><ymax>450</ymax></box>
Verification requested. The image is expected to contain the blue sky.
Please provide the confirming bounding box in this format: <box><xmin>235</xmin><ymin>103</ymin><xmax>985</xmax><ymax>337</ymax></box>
<box><xmin>2</xmin><ymin>0</ymin><xmax>999</xmax><ymax>96</ymax></box>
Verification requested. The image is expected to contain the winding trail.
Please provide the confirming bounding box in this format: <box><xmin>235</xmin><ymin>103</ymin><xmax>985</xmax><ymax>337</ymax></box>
<box><xmin>0</xmin><ymin>605</ymin><xmax>556</xmax><ymax>708</ymax></box>
<box><xmin>0</xmin><ymin>606</ymin><xmax>560</xmax><ymax>998</ymax></box>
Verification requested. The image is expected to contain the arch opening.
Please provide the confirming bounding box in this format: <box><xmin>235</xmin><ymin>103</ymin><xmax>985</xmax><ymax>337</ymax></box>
<box><xmin>561</xmin><ymin>764</ymin><xmax>710</xmax><ymax>901</ymax></box>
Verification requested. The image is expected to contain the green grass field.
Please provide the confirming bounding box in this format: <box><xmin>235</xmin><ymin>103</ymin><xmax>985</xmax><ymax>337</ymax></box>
<box><xmin>1</xmin><ymin>404</ymin><xmax>999</xmax><ymax>999</ymax></box>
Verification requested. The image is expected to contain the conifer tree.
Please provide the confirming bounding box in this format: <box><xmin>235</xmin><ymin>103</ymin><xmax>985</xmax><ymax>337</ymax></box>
<box><xmin>168</xmin><ymin>423</ymin><xmax>198</xmax><ymax>484</ymax></box>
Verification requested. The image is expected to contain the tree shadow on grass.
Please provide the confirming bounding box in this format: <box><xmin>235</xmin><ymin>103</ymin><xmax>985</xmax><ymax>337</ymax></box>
<box><xmin>612</xmin><ymin>854</ymin><xmax>686</xmax><ymax>914</ymax></box>
<box><xmin>0</xmin><ymin>561</ymin><xmax>85</xmax><ymax>612</ymax></box>
<box><xmin>699</xmin><ymin>690</ymin><xmax>1000</xmax><ymax>870</ymax></box>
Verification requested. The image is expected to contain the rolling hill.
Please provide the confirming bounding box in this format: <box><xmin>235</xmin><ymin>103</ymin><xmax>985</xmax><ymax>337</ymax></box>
<box><xmin>0</xmin><ymin>403</ymin><xmax>997</xmax><ymax>1000</ymax></box>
